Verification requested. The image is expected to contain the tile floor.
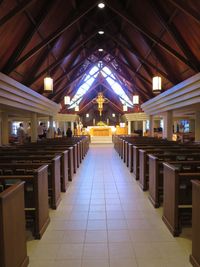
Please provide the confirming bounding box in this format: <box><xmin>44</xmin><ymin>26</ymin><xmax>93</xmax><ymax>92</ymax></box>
<box><xmin>28</xmin><ymin>144</ymin><xmax>192</xmax><ymax>267</ymax></box>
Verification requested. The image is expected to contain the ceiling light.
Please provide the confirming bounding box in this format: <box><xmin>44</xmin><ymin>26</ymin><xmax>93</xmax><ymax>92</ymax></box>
<box><xmin>133</xmin><ymin>95</ymin><xmax>139</xmax><ymax>105</ymax></box>
<box><xmin>98</xmin><ymin>48</ymin><xmax>103</xmax><ymax>52</ymax></box>
<box><xmin>152</xmin><ymin>76</ymin><xmax>161</xmax><ymax>93</ymax></box>
<box><xmin>98</xmin><ymin>2</ymin><xmax>105</xmax><ymax>8</ymax></box>
<box><xmin>112</xmin><ymin>113</ymin><xmax>115</xmax><ymax>117</ymax></box>
<box><xmin>98</xmin><ymin>30</ymin><xmax>104</xmax><ymax>35</ymax></box>
<box><xmin>123</xmin><ymin>105</ymin><xmax>128</xmax><ymax>112</ymax></box>
<box><xmin>75</xmin><ymin>105</ymin><xmax>79</xmax><ymax>112</ymax></box>
<box><xmin>86</xmin><ymin>113</ymin><xmax>89</xmax><ymax>118</ymax></box>
<box><xmin>44</xmin><ymin>77</ymin><xmax>53</xmax><ymax>92</ymax></box>
<box><xmin>64</xmin><ymin>96</ymin><xmax>70</xmax><ymax>105</ymax></box>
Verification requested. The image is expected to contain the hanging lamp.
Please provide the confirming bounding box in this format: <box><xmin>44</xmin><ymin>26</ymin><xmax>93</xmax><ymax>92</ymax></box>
<box><xmin>123</xmin><ymin>104</ymin><xmax>128</xmax><ymax>112</ymax></box>
<box><xmin>75</xmin><ymin>105</ymin><xmax>79</xmax><ymax>111</ymax></box>
<box><xmin>44</xmin><ymin>47</ymin><xmax>53</xmax><ymax>92</ymax></box>
<box><xmin>133</xmin><ymin>95</ymin><xmax>139</xmax><ymax>105</ymax></box>
<box><xmin>152</xmin><ymin>76</ymin><xmax>161</xmax><ymax>93</ymax></box>
<box><xmin>64</xmin><ymin>96</ymin><xmax>70</xmax><ymax>105</ymax></box>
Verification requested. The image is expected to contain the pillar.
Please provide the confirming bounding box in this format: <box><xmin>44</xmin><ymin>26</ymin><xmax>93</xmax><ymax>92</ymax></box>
<box><xmin>63</xmin><ymin>122</ymin><xmax>67</xmax><ymax>136</ymax></box>
<box><xmin>1</xmin><ymin>112</ymin><xmax>9</xmax><ymax>145</ymax></box>
<box><xmin>71</xmin><ymin>121</ymin><xmax>74</xmax><ymax>135</ymax></box>
<box><xmin>31</xmin><ymin>113</ymin><xmax>38</xmax><ymax>142</ymax></box>
<box><xmin>134</xmin><ymin>121</ymin><xmax>138</xmax><ymax>131</ymax></box>
<box><xmin>195</xmin><ymin>111</ymin><xmax>200</xmax><ymax>141</ymax></box>
<box><xmin>163</xmin><ymin>111</ymin><xmax>173</xmax><ymax>140</ymax></box>
<box><xmin>149</xmin><ymin>115</ymin><xmax>154</xmax><ymax>137</ymax></box>
<box><xmin>128</xmin><ymin>121</ymin><xmax>131</xmax><ymax>134</ymax></box>
<box><xmin>142</xmin><ymin>120</ymin><xmax>146</xmax><ymax>136</ymax></box>
<box><xmin>49</xmin><ymin>116</ymin><xmax>54</xmax><ymax>139</ymax></box>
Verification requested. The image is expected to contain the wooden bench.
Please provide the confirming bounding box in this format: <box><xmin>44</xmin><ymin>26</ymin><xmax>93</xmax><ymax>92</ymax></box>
<box><xmin>0</xmin><ymin>164</ymin><xmax>50</xmax><ymax>239</ymax></box>
<box><xmin>162</xmin><ymin>162</ymin><xmax>200</xmax><ymax>236</ymax></box>
<box><xmin>149</xmin><ymin>154</ymin><xmax>200</xmax><ymax>208</ymax></box>
<box><xmin>190</xmin><ymin>180</ymin><xmax>200</xmax><ymax>267</ymax></box>
<box><xmin>0</xmin><ymin>155</ymin><xmax>61</xmax><ymax>210</ymax></box>
<box><xmin>0</xmin><ymin>181</ymin><xmax>29</xmax><ymax>267</ymax></box>
<box><xmin>139</xmin><ymin>148</ymin><xmax>200</xmax><ymax>191</ymax></box>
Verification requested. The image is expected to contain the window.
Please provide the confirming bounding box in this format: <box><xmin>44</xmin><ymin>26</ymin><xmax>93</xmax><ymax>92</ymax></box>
<box><xmin>69</xmin><ymin>63</ymin><xmax>132</xmax><ymax>108</ymax></box>
<box><xmin>12</xmin><ymin>122</ymin><xmax>22</xmax><ymax>135</ymax></box>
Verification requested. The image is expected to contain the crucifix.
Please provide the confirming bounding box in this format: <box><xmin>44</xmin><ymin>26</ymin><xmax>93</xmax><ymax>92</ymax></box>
<box><xmin>93</xmin><ymin>92</ymin><xmax>109</xmax><ymax>116</ymax></box>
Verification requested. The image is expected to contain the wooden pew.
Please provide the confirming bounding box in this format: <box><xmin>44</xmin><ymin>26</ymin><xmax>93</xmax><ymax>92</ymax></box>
<box><xmin>0</xmin><ymin>155</ymin><xmax>61</xmax><ymax>209</ymax></box>
<box><xmin>0</xmin><ymin>182</ymin><xmax>29</xmax><ymax>267</ymax></box>
<box><xmin>162</xmin><ymin>162</ymin><xmax>200</xmax><ymax>236</ymax></box>
<box><xmin>0</xmin><ymin>164</ymin><xmax>50</xmax><ymax>239</ymax></box>
<box><xmin>190</xmin><ymin>180</ymin><xmax>200</xmax><ymax>267</ymax></box>
<box><xmin>139</xmin><ymin>148</ymin><xmax>200</xmax><ymax>191</ymax></box>
<box><xmin>149</xmin><ymin>154</ymin><xmax>200</xmax><ymax>208</ymax></box>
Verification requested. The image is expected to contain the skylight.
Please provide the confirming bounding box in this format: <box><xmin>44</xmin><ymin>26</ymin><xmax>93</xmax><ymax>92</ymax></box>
<box><xmin>69</xmin><ymin>63</ymin><xmax>133</xmax><ymax>109</ymax></box>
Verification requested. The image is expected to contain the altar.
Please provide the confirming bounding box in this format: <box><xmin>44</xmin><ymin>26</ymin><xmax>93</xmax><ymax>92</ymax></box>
<box><xmin>89</xmin><ymin>126</ymin><xmax>112</xmax><ymax>136</ymax></box>
<box><xmin>87</xmin><ymin>126</ymin><xmax>115</xmax><ymax>143</ymax></box>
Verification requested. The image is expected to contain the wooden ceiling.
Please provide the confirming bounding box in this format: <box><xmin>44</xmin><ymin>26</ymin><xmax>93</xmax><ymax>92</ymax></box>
<box><xmin>0</xmin><ymin>0</ymin><xmax>200</xmax><ymax>115</ymax></box>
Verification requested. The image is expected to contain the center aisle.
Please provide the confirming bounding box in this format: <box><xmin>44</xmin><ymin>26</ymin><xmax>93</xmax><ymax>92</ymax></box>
<box><xmin>28</xmin><ymin>144</ymin><xmax>191</xmax><ymax>267</ymax></box>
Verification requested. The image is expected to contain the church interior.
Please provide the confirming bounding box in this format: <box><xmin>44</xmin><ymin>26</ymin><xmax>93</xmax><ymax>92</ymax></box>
<box><xmin>0</xmin><ymin>0</ymin><xmax>200</xmax><ymax>266</ymax></box>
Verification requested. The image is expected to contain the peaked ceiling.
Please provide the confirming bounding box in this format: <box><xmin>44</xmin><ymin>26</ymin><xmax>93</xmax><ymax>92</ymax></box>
<box><xmin>0</xmin><ymin>0</ymin><xmax>200</xmax><ymax>115</ymax></box>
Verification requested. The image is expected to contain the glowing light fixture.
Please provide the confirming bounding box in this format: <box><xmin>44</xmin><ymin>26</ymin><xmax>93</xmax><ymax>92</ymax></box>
<box><xmin>75</xmin><ymin>105</ymin><xmax>79</xmax><ymax>111</ymax></box>
<box><xmin>86</xmin><ymin>113</ymin><xmax>89</xmax><ymax>118</ymax></box>
<box><xmin>44</xmin><ymin>77</ymin><xmax>53</xmax><ymax>92</ymax></box>
<box><xmin>112</xmin><ymin>113</ymin><xmax>115</xmax><ymax>117</ymax></box>
<box><xmin>123</xmin><ymin>105</ymin><xmax>128</xmax><ymax>112</ymax></box>
<box><xmin>152</xmin><ymin>76</ymin><xmax>161</xmax><ymax>93</ymax></box>
<box><xmin>98</xmin><ymin>2</ymin><xmax>105</xmax><ymax>8</ymax></box>
<box><xmin>64</xmin><ymin>96</ymin><xmax>70</xmax><ymax>105</ymax></box>
<box><xmin>44</xmin><ymin>48</ymin><xmax>53</xmax><ymax>92</ymax></box>
<box><xmin>98</xmin><ymin>30</ymin><xmax>104</xmax><ymax>35</ymax></box>
<box><xmin>98</xmin><ymin>48</ymin><xmax>103</xmax><ymax>52</ymax></box>
<box><xmin>133</xmin><ymin>95</ymin><xmax>139</xmax><ymax>105</ymax></box>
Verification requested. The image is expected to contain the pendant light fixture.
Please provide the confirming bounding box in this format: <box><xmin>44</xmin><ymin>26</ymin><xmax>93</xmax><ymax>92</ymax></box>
<box><xmin>123</xmin><ymin>104</ymin><xmax>128</xmax><ymax>112</ymax></box>
<box><xmin>75</xmin><ymin>105</ymin><xmax>79</xmax><ymax>112</ymax></box>
<box><xmin>64</xmin><ymin>96</ymin><xmax>70</xmax><ymax>105</ymax></box>
<box><xmin>133</xmin><ymin>95</ymin><xmax>139</xmax><ymax>105</ymax></box>
<box><xmin>44</xmin><ymin>46</ymin><xmax>53</xmax><ymax>92</ymax></box>
<box><xmin>152</xmin><ymin>55</ymin><xmax>161</xmax><ymax>93</ymax></box>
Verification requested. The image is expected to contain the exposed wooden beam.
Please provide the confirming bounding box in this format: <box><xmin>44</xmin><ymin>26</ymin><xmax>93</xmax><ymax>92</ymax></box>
<box><xmin>29</xmin><ymin>32</ymin><xmax>97</xmax><ymax>84</ymax></box>
<box><xmin>106</xmin><ymin>2</ymin><xmax>196</xmax><ymax>70</ymax></box>
<box><xmin>8</xmin><ymin>2</ymin><xmax>98</xmax><ymax>72</ymax></box>
<box><xmin>149</xmin><ymin>0</ymin><xmax>200</xmax><ymax>72</ymax></box>
<box><xmin>0</xmin><ymin>0</ymin><xmax>36</xmax><ymax>26</ymax></box>
<box><xmin>141</xmin><ymin>35</ymin><xmax>180</xmax><ymax>85</ymax></box>
<box><xmin>102</xmin><ymin>58</ymin><xmax>149</xmax><ymax>101</ymax></box>
<box><xmin>51</xmin><ymin>59</ymin><xmax>100</xmax><ymax>102</ymax></box>
<box><xmin>167</xmin><ymin>0</ymin><xmax>200</xmax><ymax>26</ymax></box>
<box><xmin>54</xmin><ymin>46</ymin><xmax>102</xmax><ymax>88</ymax></box>
<box><xmin>3</xmin><ymin>0</ymin><xmax>55</xmax><ymax>74</ymax></box>
<box><xmin>107</xmin><ymin>32</ymin><xmax>174</xmax><ymax>83</ymax></box>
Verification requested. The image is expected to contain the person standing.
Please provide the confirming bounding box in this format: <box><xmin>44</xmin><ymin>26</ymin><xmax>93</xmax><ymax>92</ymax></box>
<box><xmin>37</xmin><ymin>122</ymin><xmax>44</xmax><ymax>139</ymax></box>
<box><xmin>27</xmin><ymin>122</ymin><xmax>31</xmax><ymax>142</ymax></box>
<box><xmin>66</xmin><ymin>127</ymin><xmax>72</xmax><ymax>137</ymax></box>
<box><xmin>17</xmin><ymin>123</ymin><xmax>26</xmax><ymax>144</ymax></box>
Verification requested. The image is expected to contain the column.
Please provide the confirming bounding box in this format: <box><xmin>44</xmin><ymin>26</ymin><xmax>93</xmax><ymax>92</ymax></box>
<box><xmin>134</xmin><ymin>121</ymin><xmax>138</xmax><ymax>131</ymax></box>
<box><xmin>195</xmin><ymin>111</ymin><xmax>200</xmax><ymax>141</ymax></box>
<box><xmin>31</xmin><ymin>113</ymin><xmax>38</xmax><ymax>142</ymax></box>
<box><xmin>163</xmin><ymin>111</ymin><xmax>173</xmax><ymax>140</ymax></box>
<box><xmin>49</xmin><ymin>116</ymin><xmax>54</xmax><ymax>139</ymax></box>
<box><xmin>1</xmin><ymin>112</ymin><xmax>9</xmax><ymax>145</ymax></box>
<box><xmin>142</xmin><ymin>120</ymin><xmax>146</xmax><ymax>136</ymax></box>
<box><xmin>63</xmin><ymin>122</ymin><xmax>67</xmax><ymax>136</ymax></box>
<box><xmin>149</xmin><ymin>115</ymin><xmax>154</xmax><ymax>137</ymax></box>
<box><xmin>128</xmin><ymin>121</ymin><xmax>131</xmax><ymax>134</ymax></box>
<box><xmin>71</xmin><ymin>121</ymin><xmax>74</xmax><ymax>135</ymax></box>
